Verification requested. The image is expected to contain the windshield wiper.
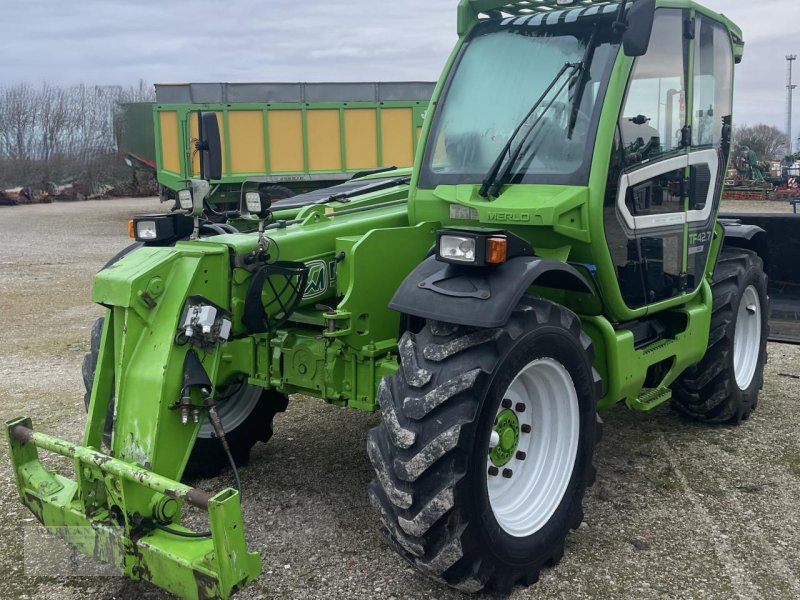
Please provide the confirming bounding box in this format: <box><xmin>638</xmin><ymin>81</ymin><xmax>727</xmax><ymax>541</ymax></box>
<box><xmin>479</xmin><ymin>61</ymin><xmax>582</xmax><ymax>199</ymax></box>
<box><xmin>567</xmin><ymin>26</ymin><xmax>599</xmax><ymax>139</ymax></box>
<box><xmin>313</xmin><ymin>176</ymin><xmax>411</xmax><ymax>205</ymax></box>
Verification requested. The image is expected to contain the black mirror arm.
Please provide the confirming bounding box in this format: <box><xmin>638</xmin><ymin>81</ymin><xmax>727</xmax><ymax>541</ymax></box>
<box><xmin>612</xmin><ymin>0</ymin><xmax>630</xmax><ymax>35</ymax></box>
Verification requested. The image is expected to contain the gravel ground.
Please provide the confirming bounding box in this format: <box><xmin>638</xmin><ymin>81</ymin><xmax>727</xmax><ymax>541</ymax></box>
<box><xmin>1</xmin><ymin>197</ymin><xmax>799</xmax><ymax>600</ymax></box>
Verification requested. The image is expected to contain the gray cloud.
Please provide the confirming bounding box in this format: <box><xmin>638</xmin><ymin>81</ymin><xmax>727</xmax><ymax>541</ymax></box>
<box><xmin>1</xmin><ymin>1</ymin><xmax>796</xmax><ymax>135</ymax></box>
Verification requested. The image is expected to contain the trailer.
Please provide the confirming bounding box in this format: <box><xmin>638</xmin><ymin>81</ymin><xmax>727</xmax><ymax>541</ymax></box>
<box><xmin>153</xmin><ymin>82</ymin><xmax>435</xmax><ymax>206</ymax></box>
<box><xmin>115</xmin><ymin>102</ymin><xmax>158</xmax><ymax>173</ymax></box>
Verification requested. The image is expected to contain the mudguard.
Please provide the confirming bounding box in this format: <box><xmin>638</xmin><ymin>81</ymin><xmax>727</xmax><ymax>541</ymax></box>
<box><xmin>721</xmin><ymin>213</ymin><xmax>800</xmax><ymax>344</ymax></box>
<box><xmin>719</xmin><ymin>217</ymin><xmax>766</xmax><ymax>243</ymax></box>
<box><xmin>389</xmin><ymin>255</ymin><xmax>597</xmax><ymax>328</ymax></box>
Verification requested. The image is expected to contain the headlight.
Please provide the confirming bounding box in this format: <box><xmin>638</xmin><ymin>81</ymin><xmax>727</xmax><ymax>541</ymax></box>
<box><xmin>129</xmin><ymin>214</ymin><xmax>194</xmax><ymax>244</ymax></box>
<box><xmin>245</xmin><ymin>191</ymin><xmax>262</xmax><ymax>214</ymax></box>
<box><xmin>177</xmin><ymin>189</ymin><xmax>193</xmax><ymax>211</ymax></box>
<box><xmin>439</xmin><ymin>235</ymin><xmax>477</xmax><ymax>263</ymax></box>
<box><xmin>435</xmin><ymin>229</ymin><xmax>532</xmax><ymax>266</ymax></box>
<box><xmin>136</xmin><ymin>220</ymin><xmax>158</xmax><ymax>240</ymax></box>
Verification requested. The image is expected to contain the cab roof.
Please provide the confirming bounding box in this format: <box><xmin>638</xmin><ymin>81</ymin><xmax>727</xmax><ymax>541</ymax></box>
<box><xmin>457</xmin><ymin>0</ymin><xmax>744</xmax><ymax>62</ymax></box>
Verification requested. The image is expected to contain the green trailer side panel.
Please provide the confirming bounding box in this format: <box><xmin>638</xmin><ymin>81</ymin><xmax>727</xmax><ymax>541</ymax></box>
<box><xmin>115</xmin><ymin>102</ymin><xmax>157</xmax><ymax>166</ymax></box>
<box><xmin>152</xmin><ymin>82</ymin><xmax>436</xmax><ymax>199</ymax></box>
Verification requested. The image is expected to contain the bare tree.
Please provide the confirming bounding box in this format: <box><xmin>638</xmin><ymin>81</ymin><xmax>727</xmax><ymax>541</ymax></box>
<box><xmin>734</xmin><ymin>124</ymin><xmax>790</xmax><ymax>161</ymax></box>
<box><xmin>0</xmin><ymin>81</ymin><xmax>157</xmax><ymax>191</ymax></box>
<box><xmin>0</xmin><ymin>84</ymin><xmax>38</xmax><ymax>161</ymax></box>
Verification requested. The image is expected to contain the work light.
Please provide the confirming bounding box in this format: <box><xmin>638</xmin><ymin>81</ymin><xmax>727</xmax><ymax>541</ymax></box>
<box><xmin>245</xmin><ymin>191</ymin><xmax>262</xmax><ymax>214</ymax></box>
<box><xmin>244</xmin><ymin>189</ymin><xmax>272</xmax><ymax>219</ymax></box>
<box><xmin>136</xmin><ymin>220</ymin><xmax>158</xmax><ymax>240</ymax></box>
<box><xmin>177</xmin><ymin>189</ymin><xmax>193</xmax><ymax>211</ymax></box>
<box><xmin>129</xmin><ymin>214</ymin><xmax>194</xmax><ymax>244</ymax></box>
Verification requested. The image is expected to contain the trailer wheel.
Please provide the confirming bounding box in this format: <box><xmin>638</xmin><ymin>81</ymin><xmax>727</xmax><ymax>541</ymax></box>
<box><xmin>82</xmin><ymin>316</ymin><xmax>288</xmax><ymax>479</ymax></box>
<box><xmin>672</xmin><ymin>248</ymin><xmax>769</xmax><ymax>423</ymax></box>
<box><xmin>367</xmin><ymin>298</ymin><xmax>601</xmax><ymax>593</ymax></box>
<box><xmin>258</xmin><ymin>185</ymin><xmax>295</xmax><ymax>205</ymax></box>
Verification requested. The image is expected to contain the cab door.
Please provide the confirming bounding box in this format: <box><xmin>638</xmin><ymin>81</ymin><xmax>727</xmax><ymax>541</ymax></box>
<box><xmin>606</xmin><ymin>8</ymin><xmax>691</xmax><ymax>309</ymax></box>
<box><xmin>605</xmin><ymin>8</ymin><xmax>736</xmax><ymax>311</ymax></box>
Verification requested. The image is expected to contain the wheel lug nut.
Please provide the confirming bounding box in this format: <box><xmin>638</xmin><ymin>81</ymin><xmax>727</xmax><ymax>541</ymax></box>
<box><xmin>521</xmin><ymin>424</ymin><xmax>531</xmax><ymax>433</ymax></box>
<box><xmin>516</xmin><ymin>451</ymin><xmax>526</xmax><ymax>460</ymax></box>
<box><xmin>515</xmin><ymin>402</ymin><xmax>526</xmax><ymax>412</ymax></box>
<box><xmin>502</xmin><ymin>468</ymin><xmax>513</xmax><ymax>479</ymax></box>
<box><xmin>488</xmin><ymin>466</ymin><xmax>499</xmax><ymax>477</ymax></box>
<box><xmin>501</xmin><ymin>399</ymin><xmax>512</xmax><ymax>409</ymax></box>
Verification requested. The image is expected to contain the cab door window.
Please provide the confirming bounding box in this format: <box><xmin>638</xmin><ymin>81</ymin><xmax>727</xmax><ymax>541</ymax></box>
<box><xmin>619</xmin><ymin>9</ymin><xmax>687</xmax><ymax>167</ymax></box>
<box><xmin>604</xmin><ymin>8</ymin><xmax>690</xmax><ymax>309</ymax></box>
<box><xmin>692</xmin><ymin>16</ymin><xmax>734</xmax><ymax>149</ymax></box>
<box><xmin>687</xmin><ymin>16</ymin><xmax>735</xmax><ymax>286</ymax></box>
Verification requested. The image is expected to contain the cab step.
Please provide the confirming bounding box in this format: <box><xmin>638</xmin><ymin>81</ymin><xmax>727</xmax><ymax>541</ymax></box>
<box><xmin>627</xmin><ymin>387</ymin><xmax>672</xmax><ymax>411</ymax></box>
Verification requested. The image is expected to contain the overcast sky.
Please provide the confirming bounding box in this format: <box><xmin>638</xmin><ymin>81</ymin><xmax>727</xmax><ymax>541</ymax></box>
<box><xmin>2</xmin><ymin>1</ymin><xmax>798</xmax><ymax>138</ymax></box>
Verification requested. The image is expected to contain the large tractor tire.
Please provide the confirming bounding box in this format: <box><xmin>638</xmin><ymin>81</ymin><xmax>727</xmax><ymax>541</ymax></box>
<box><xmin>367</xmin><ymin>298</ymin><xmax>602</xmax><ymax>593</ymax></box>
<box><xmin>672</xmin><ymin>247</ymin><xmax>769</xmax><ymax>423</ymax></box>
<box><xmin>82</xmin><ymin>316</ymin><xmax>288</xmax><ymax>479</ymax></box>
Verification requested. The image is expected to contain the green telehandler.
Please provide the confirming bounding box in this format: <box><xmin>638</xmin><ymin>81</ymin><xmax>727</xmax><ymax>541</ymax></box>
<box><xmin>7</xmin><ymin>0</ymin><xmax>772</xmax><ymax>597</ymax></box>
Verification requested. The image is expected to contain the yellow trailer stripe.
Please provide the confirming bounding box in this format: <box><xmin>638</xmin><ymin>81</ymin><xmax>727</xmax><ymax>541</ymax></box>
<box><xmin>228</xmin><ymin>111</ymin><xmax>266</xmax><ymax>174</ymax></box>
<box><xmin>268</xmin><ymin>111</ymin><xmax>304</xmax><ymax>172</ymax></box>
<box><xmin>344</xmin><ymin>109</ymin><xmax>378</xmax><ymax>170</ymax></box>
<box><xmin>307</xmin><ymin>110</ymin><xmax>342</xmax><ymax>171</ymax></box>
<box><xmin>159</xmin><ymin>111</ymin><xmax>180</xmax><ymax>174</ymax></box>
<box><xmin>380</xmin><ymin>108</ymin><xmax>414</xmax><ymax>168</ymax></box>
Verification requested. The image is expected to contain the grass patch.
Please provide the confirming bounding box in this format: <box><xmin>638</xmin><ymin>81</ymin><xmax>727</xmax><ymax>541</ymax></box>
<box><xmin>781</xmin><ymin>449</ymin><xmax>800</xmax><ymax>477</ymax></box>
<box><xmin>697</xmin><ymin>486</ymin><xmax>726</xmax><ymax>497</ymax></box>
<box><xmin>647</xmin><ymin>466</ymin><xmax>681</xmax><ymax>492</ymax></box>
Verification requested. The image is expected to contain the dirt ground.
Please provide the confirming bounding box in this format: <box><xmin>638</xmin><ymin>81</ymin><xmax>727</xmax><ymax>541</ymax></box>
<box><xmin>0</xmin><ymin>197</ymin><xmax>799</xmax><ymax>600</ymax></box>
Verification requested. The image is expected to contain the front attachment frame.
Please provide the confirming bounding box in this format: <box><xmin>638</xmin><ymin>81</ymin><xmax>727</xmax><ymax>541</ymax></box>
<box><xmin>6</xmin><ymin>417</ymin><xmax>261</xmax><ymax>600</ymax></box>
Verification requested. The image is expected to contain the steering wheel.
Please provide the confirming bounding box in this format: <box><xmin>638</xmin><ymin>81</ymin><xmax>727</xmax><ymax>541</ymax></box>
<box><xmin>528</xmin><ymin>102</ymin><xmax>592</xmax><ymax>167</ymax></box>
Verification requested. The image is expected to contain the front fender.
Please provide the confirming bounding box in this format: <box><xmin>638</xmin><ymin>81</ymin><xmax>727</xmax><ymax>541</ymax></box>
<box><xmin>389</xmin><ymin>255</ymin><xmax>597</xmax><ymax>328</ymax></box>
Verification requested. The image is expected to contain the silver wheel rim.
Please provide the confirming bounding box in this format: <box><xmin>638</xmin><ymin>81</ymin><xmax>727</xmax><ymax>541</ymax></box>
<box><xmin>733</xmin><ymin>285</ymin><xmax>761</xmax><ymax>391</ymax></box>
<box><xmin>197</xmin><ymin>384</ymin><xmax>261</xmax><ymax>439</ymax></box>
<box><xmin>487</xmin><ymin>358</ymin><xmax>580</xmax><ymax>538</ymax></box>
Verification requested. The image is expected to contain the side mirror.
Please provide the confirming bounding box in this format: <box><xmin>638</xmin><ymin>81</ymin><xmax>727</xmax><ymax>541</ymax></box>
<box><xmin>197</xmin><ymin>111</ymin><xmax>222</xmax><ymax>181</ymax></box>
<box><xmin>622</xmin><ymin>0</ymin><xmax>656</xmax><ymax>57</ymax></box>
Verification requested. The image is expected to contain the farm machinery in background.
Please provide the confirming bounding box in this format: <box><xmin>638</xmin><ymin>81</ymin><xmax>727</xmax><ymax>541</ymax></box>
<box><xmin>727</xmin><ymin>145</ymin><xmax>772</xmax><ymax>188</ymax></box>
<box><xmin>115</xmin><ymin>82</ymin><xmax>435</xmax><ymax>211</ymax></box>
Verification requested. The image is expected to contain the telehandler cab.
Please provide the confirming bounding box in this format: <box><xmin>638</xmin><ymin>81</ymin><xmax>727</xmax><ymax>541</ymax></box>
<box><xmin>8</xmin><ymin>1</ymin><xmax>770</xmax><ymax>597</ymax></box>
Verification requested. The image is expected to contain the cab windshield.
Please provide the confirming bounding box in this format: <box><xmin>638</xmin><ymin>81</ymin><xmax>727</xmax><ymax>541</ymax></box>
<box><xmin>419</xmin><ymin>21</ymin><xmax>619</xmax><ymax>189</ymax></box>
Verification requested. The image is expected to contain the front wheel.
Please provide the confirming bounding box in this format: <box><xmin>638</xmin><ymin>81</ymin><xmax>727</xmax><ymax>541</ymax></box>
<box><xmin>367</xmin><ymin>299</ymin><xmax>601</xmax><ymax>593</ymax></box>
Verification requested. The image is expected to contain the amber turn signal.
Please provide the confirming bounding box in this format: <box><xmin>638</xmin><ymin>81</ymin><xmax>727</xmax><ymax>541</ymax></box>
<box><xmin>127</xmin><ymin>219</ymin><xmax>135</xmax><ymax>239</ymax></box>
<box><xmin>486</xmin><ymin>237</ymin><xmax>508</xmax><ymax>264</ymax></box>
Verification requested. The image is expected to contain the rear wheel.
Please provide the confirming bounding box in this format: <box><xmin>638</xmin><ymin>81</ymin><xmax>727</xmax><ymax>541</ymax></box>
<box><xmin>82</xmin><ymin>316</ymin><xmax>288</xmax><ymax>479</ymax></box>
<box><xmin>367</xmin><ymin>298</ymin><xmax>601</xmax><ymax>593</ymax></box>
<box><xmin>671</xmin><ymin>248</ymin><xmax>769</xmax><ymax>423</ymax></box>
